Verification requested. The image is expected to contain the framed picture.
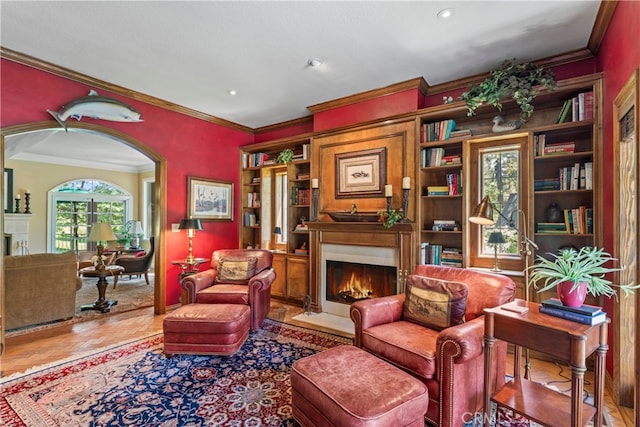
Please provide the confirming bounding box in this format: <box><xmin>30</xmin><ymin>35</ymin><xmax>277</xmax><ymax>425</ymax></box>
<box><xmin>335</xmin><ymin>148</ymin><xmax>386</xmax><ymax>198</ymax></box>
<box><xmin>4</xmin><ymin>168</ymin><xmax>13</xmax><ymax>213</ymax></box>
<box><xmin>187</xmin><ymin>176</ymin><xmax>234</xmax><ymax>221</ymax></box>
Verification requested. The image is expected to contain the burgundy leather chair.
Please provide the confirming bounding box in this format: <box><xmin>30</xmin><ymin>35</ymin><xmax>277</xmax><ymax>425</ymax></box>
<box><xmin>350</xmin><ymin>265</ymin><xmax>515</xmax><ymax>427</ymax></box>
<box><xmin>180</xmin><ymin>249</ymin><xmax>275</xmax><ymax>330</ymax></box>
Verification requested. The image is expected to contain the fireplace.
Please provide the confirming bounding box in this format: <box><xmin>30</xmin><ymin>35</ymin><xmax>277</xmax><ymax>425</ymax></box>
<box><xmin>326</xmin><ymin>260</ymin><xmax>396</xmax><ymax>304</ymax></box>
<box><xmin>321</xmin><ymin>243</ymin><xmax>399</xmax><ymax>317</ymax></box>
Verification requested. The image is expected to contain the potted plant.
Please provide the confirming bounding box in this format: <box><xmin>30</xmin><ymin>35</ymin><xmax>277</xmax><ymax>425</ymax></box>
<box><xmin>377</xmin><ymin>209</ymin><xmax>402</xmax><ymax>229</ymax></box>
<box><xmin>276</xmin><ymin>148</ymin><xmax>294</xmax><ymax>164</ymax></box>
<box><xmin>459</xmin><ymin>59</ymin><xmax>557</xmax><ymax>122</ymax></box>
<box><xmin>528</xmin><ymin>246</ymin><xmax>639</xmax><ymax>307</ymax></box>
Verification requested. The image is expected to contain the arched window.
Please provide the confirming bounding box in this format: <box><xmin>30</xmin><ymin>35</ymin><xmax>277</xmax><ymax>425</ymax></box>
<box><xmin>48</xmin><ymin>179</ymin><xmax>132</xmax><ymax>253</ymax></box>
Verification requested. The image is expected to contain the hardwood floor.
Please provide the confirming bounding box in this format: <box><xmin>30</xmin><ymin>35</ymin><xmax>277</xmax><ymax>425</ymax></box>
<box><xmin>0</xmin><ymin>302</ymin><xmax>633</xmax><ymax>425</ymax></box>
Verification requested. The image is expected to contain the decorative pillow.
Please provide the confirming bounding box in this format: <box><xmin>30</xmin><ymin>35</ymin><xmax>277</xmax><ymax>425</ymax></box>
<box><xmin>216</xmin><ymin>257</ymin><xmax>258</xmax><ymax>283</ymax></box>
<box><xmin>135</xmin><ymin>251</ymin><xmax>146</xmax><ymax>257</ymax></box>
<box><xmin>403</xmin><ymin>275</ymin><xmax>468</xmax><ymax>331</ymax></box>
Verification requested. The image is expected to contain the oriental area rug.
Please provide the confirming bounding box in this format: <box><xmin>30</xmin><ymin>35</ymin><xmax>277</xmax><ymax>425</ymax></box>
<box><xmin>0</xmin><ymin>319</ymin><xmax>351</xmax><ymax>426</ymax></box>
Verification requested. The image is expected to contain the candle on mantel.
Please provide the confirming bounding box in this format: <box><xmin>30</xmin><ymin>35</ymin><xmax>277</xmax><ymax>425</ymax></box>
<box><xmin>311</xmin><ymin>178</ymin><xmax>319</xmax><ymax>189</ymax></box>
<box><xmin>385</xmin><ymin>185</ymin><xmax>392</xmax><ymax>197</ymax></box>
<box><xmin>15</xmin><ymin>194</ymin><xmax>20</xmax><ymax>200</ymax></box>
<box><xmin>402</xmin><ymin>177</ymin><xmax>410</xmax><ymax>189</ymax></box>
<box><xmin>26</xmin><ymin>189</ymin><xmax>31</xmax><ymax>194</ymax></box>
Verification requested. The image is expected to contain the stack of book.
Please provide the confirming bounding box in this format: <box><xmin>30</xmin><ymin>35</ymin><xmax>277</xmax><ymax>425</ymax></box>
<box><xmin>538</xmin><ymin>298</ymin><xmax>606</xmax><ymax>325</ymax></box>
<box><xmin>426</xmin><ymin>185</ymin><xmax>450</xmax><ymax>196</ymax></box>
<box><xmin>432</xmin><ymin>219</ymin><xmax>459</xmax><ymax>231</ymax></box>
<box><xmin>536</xmin><ymin>222</ymin><xmax>569</xmax><ymax>234</ymax></box>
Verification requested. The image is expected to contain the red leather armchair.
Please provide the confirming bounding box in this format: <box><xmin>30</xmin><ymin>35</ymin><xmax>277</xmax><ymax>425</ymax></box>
<box><xmin>181</xmin><ymin>249</ymin><xmax>276</xmax><ymax>330</ymax></box>
<box><xmin>350</xmin><ymin>265</ymin><xmax>515</xmax><ymax>427</ymax></box>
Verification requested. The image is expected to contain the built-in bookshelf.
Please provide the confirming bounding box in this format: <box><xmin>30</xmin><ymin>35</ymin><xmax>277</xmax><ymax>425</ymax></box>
<box><xmin>239</xmin><ymin>136</ymin><xmax>311</xmax><ymax>304</ymax></box>
<box><xmin>415</xmin><ymin>74</ymin><xmax>601</xmax><ymax>297</ymax></box>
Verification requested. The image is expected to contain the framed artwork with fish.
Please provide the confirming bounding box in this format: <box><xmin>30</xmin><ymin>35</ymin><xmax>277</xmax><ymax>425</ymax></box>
<box><xmin>335</xmin><ymin>147</ymin><xmax>386</xmax><ymax>198</ymax></box>
<box><xmin>188</xmin><ymin>176</ymin><xmax>234</xmax><ymax>221</ymax></box>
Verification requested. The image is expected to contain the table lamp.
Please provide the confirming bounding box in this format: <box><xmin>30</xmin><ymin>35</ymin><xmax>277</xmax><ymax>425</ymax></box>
<box><xmin>179</xmin><ymin>218</ymin><xmax>203</xmax><ymax>263</ymax></box>
<box><xmin>126</xmin><ymin>220</ymin><xmax>145</xmax><ymax>249</ymax></box>
<box><xmin>88</xmin><ymin>222</ymin><xmax>117</xmax><ymax>270</ymax></box>
<box><xmin>487</xmin><ymin>231</ymin><xmax>506</xmax><ymax>272</ymax></box>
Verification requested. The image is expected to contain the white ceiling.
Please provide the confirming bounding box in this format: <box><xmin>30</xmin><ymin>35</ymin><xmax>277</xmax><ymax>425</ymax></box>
<box><xmin>1</xmin><ymin>1</ymin><xmax>602</xmax><ymax>171</ymax></box>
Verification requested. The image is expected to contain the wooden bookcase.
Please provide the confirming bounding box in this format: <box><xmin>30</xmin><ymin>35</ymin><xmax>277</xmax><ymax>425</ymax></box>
<box><xmin>239</xmin><ymin>135</ymin><xmax>311</xmax><ymax>304</ymax></box>
<box><xmin>414</xmin><ymin>74</ymin><xmax>602</xmax><ymax>301</ymax></box>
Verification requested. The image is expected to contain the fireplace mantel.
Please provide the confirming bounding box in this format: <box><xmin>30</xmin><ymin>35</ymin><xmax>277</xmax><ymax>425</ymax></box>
<box><xmin>307</xmin><ymin>221</ymin><xmax>416</xmax><ymax>313</ymax></box>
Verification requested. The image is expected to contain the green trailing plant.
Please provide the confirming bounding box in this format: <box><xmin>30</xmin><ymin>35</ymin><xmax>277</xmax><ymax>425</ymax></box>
<box><xmin>460</xmin><ymin>59</ymin><xmax>557</xmax><ymax>122</ymax></box>
<box><xmin>528</xmin><ymin>247</ymin><xmax>639</xmax><ymax>298</ymax></box>
<box><xmin>276</xmin><ymin>148</ymin><xmax>294</xmax><ymax>164</ymax></box>
<box><xmin>377</xmin><ymin>209</ymin><xmax>402</xmax><ymax>229</ymax></box>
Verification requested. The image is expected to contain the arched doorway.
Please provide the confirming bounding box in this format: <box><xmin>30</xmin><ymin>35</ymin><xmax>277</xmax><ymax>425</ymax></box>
<box><xmin>1</xmin><ymin>121</ymin><xmax>167</xmax><ymax>350</ymax></box>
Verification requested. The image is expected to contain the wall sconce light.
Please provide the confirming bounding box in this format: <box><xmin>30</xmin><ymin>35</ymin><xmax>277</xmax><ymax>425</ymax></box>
<box><xmin>179</xmin><ymin>218</ymin><xmax>203</xmax><ymax>263</ymax></box>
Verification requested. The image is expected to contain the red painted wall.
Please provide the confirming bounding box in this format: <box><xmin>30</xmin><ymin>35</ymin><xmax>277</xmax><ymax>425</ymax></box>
<box><xmin>595</xmin><ymin>0</ymin><xmax>640</xmax><ymax>376</ymax></box>
<box><xmin>1</xmin><ymin>59</ymin><xmax>254</xmax><ymax>305</ymax></box>
<box><xmin>313</xmin><ymin>89</ymin><xmax>421</xmax><ymax>132</ymax></box>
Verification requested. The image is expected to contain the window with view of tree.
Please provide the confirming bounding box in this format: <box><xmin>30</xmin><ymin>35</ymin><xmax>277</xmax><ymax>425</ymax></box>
<box><xmin>469</xmin><ymin>137</ymin><xmax>529</xmax><ymax>271</ymax></box>
<box><xmin>49</xmin><ymin>179</ymin><xmax>132</xmax><ymax>253</ymax></box>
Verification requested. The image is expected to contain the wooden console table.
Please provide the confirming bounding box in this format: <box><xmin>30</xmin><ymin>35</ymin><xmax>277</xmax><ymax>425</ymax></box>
<box><xmin>483</xmin><ymin>300</ymin><xmax>608</xmax><ymax>427</ymax></box>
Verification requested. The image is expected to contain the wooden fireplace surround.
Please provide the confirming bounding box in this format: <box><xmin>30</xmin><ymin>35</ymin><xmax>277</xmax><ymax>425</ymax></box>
<box><xmin>306</xmin><ymin>221</ymin><xmax>416</xmax><ymax>313</ymax></box>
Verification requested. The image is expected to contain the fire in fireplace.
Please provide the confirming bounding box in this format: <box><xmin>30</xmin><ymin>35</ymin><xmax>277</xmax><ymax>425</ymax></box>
<box><xmin>326</xmin><ymin>260</ymin><xmax>397</xmax><ymax>305</ymax></box>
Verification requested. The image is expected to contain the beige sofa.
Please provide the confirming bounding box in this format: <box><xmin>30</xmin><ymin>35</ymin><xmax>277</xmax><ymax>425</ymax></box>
<box><xmin>4</xmin><ymin>251</ymin><xmax>82</xmax><ymax>330</ymax></box>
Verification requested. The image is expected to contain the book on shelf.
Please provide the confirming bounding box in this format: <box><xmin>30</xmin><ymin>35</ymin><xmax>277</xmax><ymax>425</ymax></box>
<box><xmin>432</xmin><ymin>220</ymin><xmax>459</xmax><ymax>231</ymax></box>
<box><xmin>584</xmin><ymin>162</ymin><xmax>593</xmax><ymax>190</ymax></box>
<box><xmin>541</xmin><ymin>298</ymin><xmax>603</xmax><ymax>316</ymax></box>
<box><xmin>446</xmin><ymin>172</ymin><xmax>462</xmax><ymax>195</ymax></box>
<box><xmin>247</xmin><ymin>192</ymin><xmax>261</xmax><ymax>208</ymax></box>
<box><xmin>421</xmin><ymin>119</ymin><xmax>456</xmax><ymax>142</ymax></box>
<box><xmin>449</xmin><ymin>128</ymin><xmax>473</xmax><ymax>138</ymax></box>
<box><xmin>302</xmin><ymin>143</ymin><xmax>310</xmax><ymax>160</ymax></box>
<box><xmin>536</xmin><ymin>222</ymin><xmax>569</xmax><ymax>234</ymax></box>
<box><xmin>543</xmin><ymin>141</ymin><xmax>575</xmax><ymax>155</ymax></box>
<box><xmin>426</xmin><ymin>185</ymin><xmax>450</xmax><ymax>196</ymax></box>
<box><xmin>556</xmin><ymin>99</ymin><xmax>573</xmax><ymax>124</ymax></box>
<box><xmin>534</xmin><ymin>178</ymin><xmax>561</xmax><ymax>191</ymax></box>
<box><xmin>244</xmin><ymin>212</ymin><xmax>257</xmax><ymax>227</ymax></box>
<box><xmin>539</xmin><ymin>304</ymin><xmax>606</xmax><ymax>326</ymax></box>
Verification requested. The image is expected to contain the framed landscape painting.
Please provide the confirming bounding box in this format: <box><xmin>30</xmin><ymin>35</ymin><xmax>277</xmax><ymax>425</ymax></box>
<box><xmin>188</xmin><ymin>176</ymin><xmax>234</xmax><ymax>221</ymax></box>
<box><xmin>335</xmin><ymin>147</ymin><xmax>386</xmax><ymax>198</ymax></box>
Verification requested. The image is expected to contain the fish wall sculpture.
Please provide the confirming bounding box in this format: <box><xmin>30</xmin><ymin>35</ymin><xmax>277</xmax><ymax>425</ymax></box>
<box><xmin>47</xmin><ymin>90</ymin><xmax>143</xmax><ymax>130</ymax></box>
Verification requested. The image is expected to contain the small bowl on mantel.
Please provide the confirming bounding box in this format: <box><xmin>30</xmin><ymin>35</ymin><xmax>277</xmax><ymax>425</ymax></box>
<box><xmin>327</xmin><ymin>212</ymin><xmax>381</xmax><ymax>223</ymax></box>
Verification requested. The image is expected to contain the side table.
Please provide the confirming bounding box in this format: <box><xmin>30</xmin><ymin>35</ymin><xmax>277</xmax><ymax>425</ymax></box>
<box><xmin>483</xmin><ymin>300</ymin><xmax>608</xmax><ymax>427</ymax></box>
<box><xmin>172</xmin><ymin>258</ymin><xmax>210</xmax><ymax>305</ymax></box>
<box><xmin>79</xmin><ymin>265</ymin><xmax>125</xmax><ymax>313</ymax></box>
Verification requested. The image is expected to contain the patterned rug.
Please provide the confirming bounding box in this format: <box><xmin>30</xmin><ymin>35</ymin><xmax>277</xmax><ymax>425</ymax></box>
<box><xmin>0</xmin><ymin>319</ymin><xmax>352</xmax><ymax>426</ymax></box>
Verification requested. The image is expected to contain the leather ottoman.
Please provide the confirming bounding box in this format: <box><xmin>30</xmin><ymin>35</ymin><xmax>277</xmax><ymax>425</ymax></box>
<box><xmin>291</xmin><ymin>345</ymin><xmax>429</xmax><ymax>426</ymax></box>
<box><xmin>163</xmin><ymin>304</ymin><xmax>250</xmax><ymax>356</ymax></box>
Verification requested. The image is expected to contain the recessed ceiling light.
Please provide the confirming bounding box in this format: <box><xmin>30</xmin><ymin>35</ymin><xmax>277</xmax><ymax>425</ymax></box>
<box><xmin>227</xmin><ymin>90</ymin><xmax>237</xmax><ymax>96</ymax></box>
<box><xmin>307</xmin><ymin>58</ymin><xmax>323</xmax><ymax>68</ymax></box>
<box><xmin>437</xmin><ymin>8</ymin><xmax>454</xmax><ymax>19</ymax></box>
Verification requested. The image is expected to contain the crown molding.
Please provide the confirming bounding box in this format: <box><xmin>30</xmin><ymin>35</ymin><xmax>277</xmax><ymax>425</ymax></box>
<box><xmin>254</xmin><ymin>115</ymin><xmax>314</xmax><ymax>135</ymax></box>
<box><xmin>1</xmin><ymin>47</ymin><xmax>253</xmax><ymax>134</ymax></box>
<box><xmin>307</xmin><ymin>77</ymin><xmax>429</xmax><ymax>114</ymax></box>
<box><xmin>588</xmin><ymin>0</ymin><xmax>617</xmax><ymax>55</ymax></box>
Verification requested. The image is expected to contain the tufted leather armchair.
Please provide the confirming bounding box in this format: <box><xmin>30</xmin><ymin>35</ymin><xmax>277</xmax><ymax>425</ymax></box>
<box><xmin>180</xmin><ymin>249</ymin><xmax>275</xmax><ymax>330</ymax></box>
<box><xmin>350</xmin><ymin>265</ymin><xmax>515</xmax><ymax>427</ymax></box>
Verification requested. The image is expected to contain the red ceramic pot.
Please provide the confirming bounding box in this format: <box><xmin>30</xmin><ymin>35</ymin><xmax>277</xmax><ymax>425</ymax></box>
<box><xmin>557</xmin><ymin>281</ymin><xmax>588</xmax><ymax>307</ymax></box>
